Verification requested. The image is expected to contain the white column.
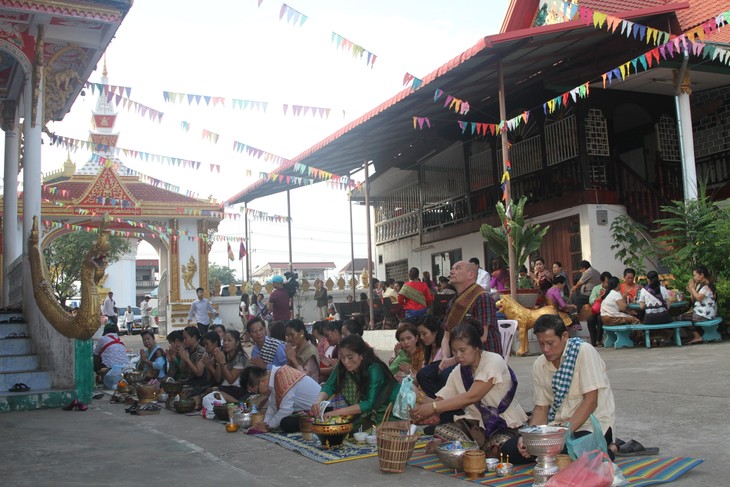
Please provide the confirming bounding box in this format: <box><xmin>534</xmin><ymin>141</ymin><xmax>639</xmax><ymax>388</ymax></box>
<box><xmin>2</xmin><ymin>102</ymin><xmax>20</xmax><ymax>305</ymax></box>
<box><xmin>675</xmin><ymin>67</ymin><xmax>698</xmax><ymax>201</ymax></box>
<box><xmin>105</xmin><ymin>238</ymin><xmax>140</xmax><ymax>311</ymax></box>
<box><xmin>22</xmin><ymin>72</ymin><xmax>43</xmax><ymax>254</ymax></box>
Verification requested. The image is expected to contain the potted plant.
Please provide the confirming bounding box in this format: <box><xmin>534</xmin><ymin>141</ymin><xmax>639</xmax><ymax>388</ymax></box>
<box><xmin>480</xmin><ymin>196</ymin><xmax>549</xmax><ymax>307</ymax></box>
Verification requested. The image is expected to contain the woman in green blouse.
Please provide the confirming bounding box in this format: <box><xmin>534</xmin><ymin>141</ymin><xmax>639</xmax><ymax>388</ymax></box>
<box><xmin>311</xmin><ymin>334</ymin><xmax>400</xmax><ymax>432</ymax></box>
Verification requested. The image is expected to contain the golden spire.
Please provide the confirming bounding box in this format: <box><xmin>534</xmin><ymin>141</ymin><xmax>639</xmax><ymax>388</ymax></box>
<box><xmin>63</xmin><ymin>151</ymin><xmax>76</xmax><ymax>177</ymax></box>
<box><xmin>102</xmin><ymin>54</ymin><xmax>108</xmax><ymax>77</ymax></box>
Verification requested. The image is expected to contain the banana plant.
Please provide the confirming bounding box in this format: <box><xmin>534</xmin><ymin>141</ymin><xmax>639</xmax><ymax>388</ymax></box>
<box><xmin>480</xmin><ymin>196</ymin><xmax>549</xmax><ymax>274</ymax></box>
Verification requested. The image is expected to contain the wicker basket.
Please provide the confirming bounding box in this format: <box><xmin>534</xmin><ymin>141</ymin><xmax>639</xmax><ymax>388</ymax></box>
<box><xmin>376</xmin><ymin>404</ymin><xmax>419</xmax><ymax>473</ymax></box>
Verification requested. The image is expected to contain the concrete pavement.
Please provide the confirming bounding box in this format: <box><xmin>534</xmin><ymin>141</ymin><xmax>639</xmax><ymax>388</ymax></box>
<box><xmin>1</xmin><ymin>337</ymin><xmax>728</xmax><ymax>486</ymax></box>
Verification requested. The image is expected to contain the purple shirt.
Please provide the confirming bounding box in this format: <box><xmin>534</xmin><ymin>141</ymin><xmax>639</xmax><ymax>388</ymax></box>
<box><xmin>546</xmin><ymin>286</ymin><xmax>567</xmax><ymax>308</ymax></box>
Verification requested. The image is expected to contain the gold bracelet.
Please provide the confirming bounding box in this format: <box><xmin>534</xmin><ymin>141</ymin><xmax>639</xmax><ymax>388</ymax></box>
<box><xmin>432</xmin><ymin>401</ymin><xmax>438</xmax><ymax>413</ymax></box>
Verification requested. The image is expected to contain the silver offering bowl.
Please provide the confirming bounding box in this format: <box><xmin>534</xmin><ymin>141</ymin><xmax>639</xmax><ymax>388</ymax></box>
<box><xmin>519</xmin><ymin>426</ymin><xmax>568</xmax><ymax>487</ymax></box>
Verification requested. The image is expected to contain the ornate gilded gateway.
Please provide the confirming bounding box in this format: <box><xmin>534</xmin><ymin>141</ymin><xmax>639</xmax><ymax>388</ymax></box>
<box><xmin>29</xmin><ymin>216</ymin><xmax>110</xmax><ymax>340</ymax></box>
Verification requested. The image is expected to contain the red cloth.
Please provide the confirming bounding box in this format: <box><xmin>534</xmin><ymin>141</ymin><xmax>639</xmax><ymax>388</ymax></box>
<box><xmin>397</xmin><ymin>281</ymin><xmax>433</xmax><ymax>311</ymax></box>
<box><xmin>269</xmin><ymin>288</ymin><xmax>291</xmax><ymax>321</ymax></box>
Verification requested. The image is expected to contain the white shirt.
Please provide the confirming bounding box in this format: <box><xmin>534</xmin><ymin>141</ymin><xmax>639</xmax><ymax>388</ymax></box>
<box><xmin>123</xmin><ymin>311</ymin><xmax>135</xmax><ymax>324</ymax></box>
<box><xmin>140</xmin><ymin>300</ymin><xmax>152</xmax><ymax>317</ymax></box>
<box><xmin>532</xmin><ymin>341</ymin><xmax>615</xmax><ymax>434</ymax></box>
<box><xmin>637</xmin><ymin>287</ymin><xmax>669</xmax><ymax>315</ymax></box>
<box><xmin>437</xmin><ymin>351</ymin><xmax>527</xmax><ymax>428</ymax></box>
<box><xmin>476</xmin><ymin>267</ymin><xmax>490</xmax><ymax>291</ymax></box>
<box><xmin>102</xmin><ymin>296</ymin><xmax>116</xmax><ymax>316</ymax></box>
<box><xmin>264</xmin><ymin>366</ymin><xmax>321</xmax><ymax>429</ymax></box>
<box><xmin>600</xmin><ymin>290</ymin><xmax>632</xmax><ymax>318</ymax></box>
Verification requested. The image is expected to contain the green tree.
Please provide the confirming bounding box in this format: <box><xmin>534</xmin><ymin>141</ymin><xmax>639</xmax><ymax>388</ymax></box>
<box><xmin>480</xmin><ymin>196</ymin><xmax>549</xmax><ymax>283</ymax></box>
<box><xmin>609</xmin><ymin>215</ymin><xmax>658</xmax><ymax>278</ymax></box>
<box><xmin>654</xmin><ymin>188</ymin><xmax>723</xmax><ymax>286</ymax></box>
<box><xmin>43</xmin><ymin>232</ymin><xmax>131</xmax><ymax>307</ymax></box>
<box><xmin>208</xmin><ymin>264</ymin><xmax>237</xmax><ymax>291</ymax></box>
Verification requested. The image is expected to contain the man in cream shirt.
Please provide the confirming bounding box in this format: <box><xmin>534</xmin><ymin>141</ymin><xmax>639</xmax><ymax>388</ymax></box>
<box><xmin>502</xmin><ymin>314</ymin><xmax>616</xmax><ymax>463</ymax></box>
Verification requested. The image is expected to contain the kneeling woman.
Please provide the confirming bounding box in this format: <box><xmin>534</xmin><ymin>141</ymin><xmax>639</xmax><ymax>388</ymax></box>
<box><xmin>243</xmin><ymin>365</ymin><xmax>321</xmax><ymax>433</ymax></box>
<box><xmin>411</xmin><ymin>322</ymin><xmax>528</xmax><ymax>456</ymax></box>
<box><xmin>311</xmin><ymin>335</ymin><xmax>400</xmax><ymax>432</ymax></box>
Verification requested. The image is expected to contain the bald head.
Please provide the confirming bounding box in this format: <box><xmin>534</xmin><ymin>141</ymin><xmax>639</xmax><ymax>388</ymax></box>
<box><xmin>449</xmin><ymin>260</ymin><xmax>478</xmax><ymax>293</ymax></box>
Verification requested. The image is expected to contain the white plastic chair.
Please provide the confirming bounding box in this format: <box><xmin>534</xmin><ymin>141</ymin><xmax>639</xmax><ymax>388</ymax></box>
<box><xmin>497</xmin><ymin>319</ymin><xmax>518</xmax><ymax>364</ymax></box>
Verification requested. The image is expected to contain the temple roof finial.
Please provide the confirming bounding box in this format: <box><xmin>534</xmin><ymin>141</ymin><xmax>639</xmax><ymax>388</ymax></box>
<box><xmin>102</xmin><ymin>54</ymin><xmax>108</xmax><ymax>78</ymax></box>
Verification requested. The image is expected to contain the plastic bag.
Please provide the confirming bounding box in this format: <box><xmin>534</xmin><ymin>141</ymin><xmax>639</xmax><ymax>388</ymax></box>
<box><xmin>545</xmin><ymin>451</ymin><xmax>613</xmax><ymax>487</ymax></box>
<box><xmin>611</xmin><ymin>461</ymin><xmax>629</xmax><ymax>487</ymax></box>
<box><xmin>565</xmin><ymin>414</ymin><xmax>608</xmax><ymax>459</ymax></box>
<box><xmin>392</xmin><ymin>375</ymin><xmax>416</xmax><ymax>419</ymax></box>
<box><xmin>201</xmin><ymin>391</ymin><xmax>225</xmax><ymax>420</ymax></box>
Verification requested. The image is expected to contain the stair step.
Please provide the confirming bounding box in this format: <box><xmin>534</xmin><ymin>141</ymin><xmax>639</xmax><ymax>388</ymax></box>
<box><xmin>0</xmin><ymin>338</ymin><xmax>31</xmax><ymax>355</ymax></box>
<box><xmin>0</xmin><ymin>322</ymin><xmax>29</xmax><ymax>338</ymax></box>
<box><xmin>0</xmin><ymin>354</ymin><xmax>38</xmax><ymax>372</ymax></box>
<box><xmin>0</xmin><ymin>388</ymin><xmax>76</xmax><ymax>412</ymax></box>
<box><xmin>0</xmin><ymin>370</ymin><xmax>51</xmax><ymax>391</ymax></box>
<box><xmin>0</xmin><ymin>311</ymin><xmax>24</xmax><ymax>323</ymax></box>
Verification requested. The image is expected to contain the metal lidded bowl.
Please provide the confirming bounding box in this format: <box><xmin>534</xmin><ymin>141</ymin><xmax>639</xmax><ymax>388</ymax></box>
<box><xmin>173</xmin><ymin>398</ymin><xmax>196</xmax><ymax>414</ymax></box>
<box><xmin>519</xmin><ymin>425</ymin><xmax>568</xmax><ymax>457</ymax></box>
<box><xmin>160</xmin><ymin>381</ymin><xmax>184</xmax><ymax>394</ymax></box>
<box><xmin>435</xmin><ymin>441</ymin><xmax>480</xmax><ymax>470</ymax></box>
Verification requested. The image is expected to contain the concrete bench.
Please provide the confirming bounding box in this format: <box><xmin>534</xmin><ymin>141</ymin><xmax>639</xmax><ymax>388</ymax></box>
<box><xmin>604</xmin><ymin>322</ymin><xmax>691</xmax><ymax>349</ymax></box>
<box><xmin>694</xmin><ymin>317</ymin><xmax>723</xmax><ymax>343</ymax></box>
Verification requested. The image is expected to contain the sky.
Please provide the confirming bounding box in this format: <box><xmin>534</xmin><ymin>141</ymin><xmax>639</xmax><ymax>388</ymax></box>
<box><xmin>36</xmin><ymin>0</ymin><xmax>512</xmax><ymax>279</ymax></box>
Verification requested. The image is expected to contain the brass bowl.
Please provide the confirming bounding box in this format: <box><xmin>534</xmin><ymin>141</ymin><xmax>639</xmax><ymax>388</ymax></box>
<box><xmin>118</xmin><ymin>384</ymin><xmax>136</xmax><ymax>394</ymax></box>
<box><xmin>124</xmin><ymin>371</ymin><xmax>144</xmax><ymax>384</ymax></box>
<box><xmin>225</xmin><ymin>423</ymin><xmax>240</xmax><ymax>433</ymax></box>
<box><xmin>173</xmin><ymin>399</ymin><xmax>196</xmax><ymax>414</ymax></box>
<box><xmin>161</xmin><ymin>381</ymin><xmax>184</xmax><ymax>394</ymax></box>
<box><xmin>136</xmin><ymin>383</ymin><xmax>159</xmax><ymax>404</ymax></box>
<box><xmin>312</xmin><ymin>421</ymin><xmax>353</xmax><ymax>448</ymax></box>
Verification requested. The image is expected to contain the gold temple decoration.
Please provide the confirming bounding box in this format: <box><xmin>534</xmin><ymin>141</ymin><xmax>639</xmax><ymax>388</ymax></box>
<box><xmin>325</xmin><ymin>277</ymin><xmax>334</xmax><ymax>291</ymax></box>
<box><xmin>181</xmin><ymin>255</ymin><xmax>197</xmax><ymax>291</ymax></box>
<box><xmin>252</xmin><ymin>281</ymin><xmax>262</xmax><ymax>295</ymax></box>
<box><xmin>361</xmin><ymin>269</ymin><xmax>369</xmax><ymax>288</ymax></box>
<box><xmin>265</xmin><ymin>283</ymin><xmax>273</xmax><ymax>294</ymax></box>
<box><xmin>29</xmin><ymin>216</ymin><xmax>111</xmax><ymax>339</ymax></box>
<box><xmin>496</xmin><ymin>295</ymin><xmax>572</xmax><ymax>356</ymax></box>
<box><xmin>337</xmin><ymin>276</ymin><xmax>346</xmax><ymax>290</ymax></box>
<box><xmin>301</xmin><ymin>279</ymin><xmax>310</xmax><ymax>292</ymax></box>
<box><xmin>349</xmin><ymin>277</ymin><xmax>358</xmax><ymax>290</ymax></box>
<box><xmin>227</xmin><ymin>283</ymin><xmax>237</xmax><ymax>296</ymax></box>
<box><xmin>212</xmin><ymin>277</ymin><xmax>221</xmax><ymax>296</ymax></box>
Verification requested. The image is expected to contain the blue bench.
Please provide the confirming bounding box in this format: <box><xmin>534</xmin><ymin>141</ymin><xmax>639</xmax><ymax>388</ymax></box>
<box><xmin>694</xmin><ymin>317</ymin><xmax>723</xmax><ymax>343</ymax></box>
<box><xmin>603</xmin><ymin>318</ymin><xmax>723</xmax><ymax>349</ymax></box>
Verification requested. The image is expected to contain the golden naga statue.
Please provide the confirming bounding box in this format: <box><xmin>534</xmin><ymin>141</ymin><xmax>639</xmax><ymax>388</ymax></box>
<box><xmin>495</xmin><ymin>295</ymin><xmax>572</xmax><ymax>356</ymax></box>
<box><xmin>181</xmin><ymin>255</ymin><xmax>197</xmax><ymax>290</ymax></box>
<box><xmin>29</xmin><ymin>216</ymin><xmax>111</xmax><ymax>340</ymax></box>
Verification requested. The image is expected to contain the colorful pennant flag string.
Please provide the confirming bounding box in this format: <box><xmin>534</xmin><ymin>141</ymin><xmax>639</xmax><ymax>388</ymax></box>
<box><xmin>434</xmin><ymin>89</ymin><xmax>470</xmax><ymax>115</ymax></box>
<box><xmin>279</xmin><ymin>3</ymin><xmax>308</xmax><ymax>27</ymax></box>
<box><xmin>103</xmin><ymin>91</ymin><xmax>164</xmax><ymax>123</ymax></box>
<box><xmin>84</xmin><ymin>81</ymin><xmax>132</xmax><ymax>98</ymax></box>
<box><xmin>232</xmin><ymin>140</ymin><xmax>290</xmax><ymax>166</ymax></box>
<box><xmin>49</xmin><ymin>133</ymin><xmax>214</xmax><ymax>173</ymax></box>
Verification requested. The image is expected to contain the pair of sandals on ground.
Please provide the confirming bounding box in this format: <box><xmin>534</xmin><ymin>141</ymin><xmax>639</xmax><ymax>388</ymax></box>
<box><xmin>615</xmin><ymin>438</ymin><xmax>660</xmax><ymax>457</ymax></box>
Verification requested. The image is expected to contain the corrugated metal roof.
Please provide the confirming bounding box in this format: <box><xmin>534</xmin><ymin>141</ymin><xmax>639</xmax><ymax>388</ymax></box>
<box><xmin>225</xmin><ymin>0</ymin><xmax>730</xmax><ymax>205</ymax></box>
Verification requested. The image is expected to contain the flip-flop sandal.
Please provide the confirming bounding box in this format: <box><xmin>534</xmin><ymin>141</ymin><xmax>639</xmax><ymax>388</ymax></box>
<box><xmin>616</xmin><ymin>439</ymin><xmax>660</xmax><ymax>456</ymax></box>
<box><xmin>8</xmin><ymin>383</ymin><xmax>30</xmax><ymax>392</ymax></box>
<box><xmin>92</xmin><ymin>392</ymin><xmax>105</xmax><ymax>400</ymax></box>
<box><xmin>614</xmin><ymin>438</ymin><xmax>626</xmax><ymax>448</ymax></box>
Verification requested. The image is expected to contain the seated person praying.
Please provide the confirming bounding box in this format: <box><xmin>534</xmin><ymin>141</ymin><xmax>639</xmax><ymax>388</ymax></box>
<box><xmin>247</xmin><ymin>317</ymin><xmax>286</xmax><ymax>370</ymax></box>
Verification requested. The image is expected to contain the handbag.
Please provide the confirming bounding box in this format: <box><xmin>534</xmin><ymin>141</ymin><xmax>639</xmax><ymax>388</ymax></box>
<box><xmin>545</xmin><ymin>450</ymin><xmax>613</xmax><ymax>487</ymax></box>
<box><xmin>591</xmin><ymin>297</ymin><xmax>603</xmax><ymax>315</ymax></box>
<box><xmin>565</xmin><ymin>414</ymin><xmax>607</xmax><ymax>459</ymax></box>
